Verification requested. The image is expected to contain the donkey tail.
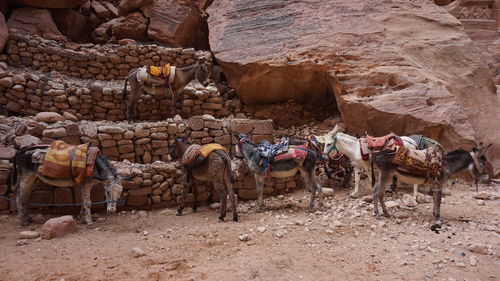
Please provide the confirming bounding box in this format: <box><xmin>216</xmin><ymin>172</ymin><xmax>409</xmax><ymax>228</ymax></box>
<box><xmin>122</xmin><ymin>76</ymin><xmax>129</xmax><ymax>100</ymax></box>
<box><xmin>370</xmin><ymin>154</ymin><xmax>375</xmax><ymax>188</ymax></box>
<box><xmin>214</xmin><ymin>150</ymin><xmax>234</xmax><ymax>183</ymax></box>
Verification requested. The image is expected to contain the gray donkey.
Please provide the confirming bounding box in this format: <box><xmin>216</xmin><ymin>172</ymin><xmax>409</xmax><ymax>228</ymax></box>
<box><xmin>123</xmin><ymin>60</ymin><xmax>209</xmax><ymax>120</ymax></box>
<box><xmin>371</xmin><ymin>145</ymin><xmax>491</xmax><ymax>221</ymax></box>
<box><xmin>237</xmin><ymin>134</ymin><xmax>323</xmax><ymax>212</ymax></box>
<box><xmin>170</xmin><ymin>139</ymin><xmax>238</xmax><ymax>222</ymax></box>
<box><xmin>12</xmin><ymin>145</ymin><xmax>124</xmax><ymax>228</ymax></box>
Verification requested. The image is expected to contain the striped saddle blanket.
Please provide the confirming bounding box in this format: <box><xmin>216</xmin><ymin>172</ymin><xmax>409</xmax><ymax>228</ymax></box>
<box><xmin>39</xmin><ymin>140</ymin><xmax>100</xmax><ymax>184</ymax></box>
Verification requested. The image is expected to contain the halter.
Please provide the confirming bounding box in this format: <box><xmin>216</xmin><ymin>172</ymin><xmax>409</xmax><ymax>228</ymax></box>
<box><xmin>470</xmin><ymin>151</ymin><xmax>485</xmax><ymax>174</ymax></box>
<box><xmin>237</xmin><ymin>137</ymin><xmax>248</xmax><ymax>155</ymax></box>
<box><xmin>325</xmin><ymin>136</ymin><xmax>339</xmax><ymax>157</ymax></box>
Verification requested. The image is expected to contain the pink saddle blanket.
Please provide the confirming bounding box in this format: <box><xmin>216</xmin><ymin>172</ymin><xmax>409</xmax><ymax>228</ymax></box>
<box><xmin>273</xmin><ymin>145</ymin><xmax>308</xmax><ymax>162</ymax></box>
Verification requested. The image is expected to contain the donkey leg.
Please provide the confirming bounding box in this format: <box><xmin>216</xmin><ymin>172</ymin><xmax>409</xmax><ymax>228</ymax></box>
<box><xmin>351</xmin><ymin>167</ymin><xmax>361</xmax><ymax>198</ymax></box>
<box><xmin>316</xmin><ymin>180</ymin><xmax>324</xmax><ymax>210</ymax></box>
<box><xmin>413</xmin><ymin>184</ymin><xmax>419</xmax><ymax>200</ymax></box>
<box><xmin>225</xmin><ymin>174</ymin><xmax>238</xmax><ymax>222</ymax></box>
<box><xmin>81</xmin><ymin>183</ymin><xmax>94</xmax><ymax>228</ymax></box>
<box><xmin>432</xmin><ymin>183</ymin><xmax>443</xmax><ymax>222</ymax></box>
<box><xmin>254</xmin><ymin>175</ymin><xmax>264</xmax><ymax>213</ymax></box>
<box><xmin>372</xmin><ymin>170</ymin><xmax>383</xmax><ymax>219</ymax></box>
<box><xmin>306</xmin><ymin>177</ymin><xmax>316</xmax><ymax>212</ymax></box>
<box><xmin>16</xmin><ymin>173</ymin><xmax>37</xmax><ymax>226</ymax></box>
<box><xmin>192</xmin><ymin>184</ymin><xmax>198</xmax><ymax>212</ymax></box>
<box><xmin>176</xmin><ymin>183</ymin><xmax>189</xmax><ymax>216</ymax></box>
<box><xmin>218</xmin><ymin>185</ymin><xmax>228</xmax><ymax>222</ymax></box>
<box><xmin>390</xmin><ymin>176</ymin><xmax>398</xmax><ymax>193</ymax></box>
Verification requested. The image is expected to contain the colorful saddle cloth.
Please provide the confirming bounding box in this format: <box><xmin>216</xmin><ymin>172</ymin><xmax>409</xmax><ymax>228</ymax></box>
<box><xmin>273</xmin><ymin>145</ymin><xmax>308</xmax><ymax>162</ymax></box>
<box><xmin>180</xmin><ymin>143</ymin><xmax>228</xmax><ymax>167</ymax></box>
<box><xmin>360</xmin><ymin>134</ymin><xmax>404</xmax><ymax>160</ymax></box>
<box><xmin>392</xmin><ymin>146</ymin><xmax>442</xmax><ymax>179</ymax></box>
<box><xmin>39</xmin><ymin>140</ymin><xmax>99</xmax><ymax>184</ymax></box>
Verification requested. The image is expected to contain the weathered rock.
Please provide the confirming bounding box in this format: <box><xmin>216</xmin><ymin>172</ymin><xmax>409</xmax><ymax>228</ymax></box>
<box><xmin>0</xmin><ymin>147</ymin><xmax>16</xmax><ymax>160</ymax></box>
<box><xmin>385</xmin><ymin>200</ymin><xmax>400</xmax><ymax>209</ymax></box>
<box><xmin>416</xmin><ymin>193</ymin><xmax>432</xmax><ymax>204</ymax></box>
<box><xmin>467</xmin><ymin>243</ymin><xmax>488</xmax><ymax>255</ymax></box>
<box><xmin>0</xmin><ymin>13</ymin><xmax>8</xmax><ymax>52</ymax></box>
<box><xmin>8</xmin><ymin>0</ymin><xmax>88</xmax><ymax>9</ymax></box>
<box><xmin>131</xmin><ymin>247</ymin><xmax>146</xmax><ymax>257</ymax></box>
<box><xmin>13</xmin><ymin>135</ymin><xmax>41</xmax><ymax>148</ymax></box>
<box><xmin>7</xmin><ymin>7</ymin><xmax>67</xmax><ymax>41</ymax></box>
<box><xmin>62</xmin><ymin>112</ymin><xmax>79</xmax><ymax>122</ymax></box>
<box><xmin>35</xmin><ymin>112</ymin><xmax>64</xmax><ymax>123</ymax></box>
<box><xmin>118</xmin><ymin>0</ymin><xmax>153</xmax><ymax>16</ymax></box>
<box><xmin>19</xmin><ymin>230</ymin><xmax>41</xmax><ymax>239</ymax></box>
<box><xmin>322</xmin><ymin>188</ymin><xmax>334</xmax><ymax>197</ymax></box>
<box><xmin>472</xmin><ymin>192</ymin><xmax>492</xmax><ymax>200</ymax></box>
<box><xmin>362</xmin><ymin>195</ymin><xmax>373</xmax><ymax>203</ymax></box>
<box><xmin>402</xmin><ymin>194</ymin><xmax>418</xmax><ymax>207</ymax></box>
<box><xmin>42</xmin><ymin>127</ymin><xmax>67</xmax><ymax>138</ymax></box>
<box><xmin>393</xmin><ymin>211</ymin><xmax>410</xmax><ymax>219</ymax></box>
<box><xmin>92</xmin><ymin>19</ymin><xmax>117</xmax><ymax>43</ymax></box>
<box><xmin>274</xmin><ymin>229</ymin><xmax>287</xmax><ymax>238</ymax></box>
<box><xmin>91</xmin><ymin>1</ymin><xmax>111</xmax><ymax>19</ymax></box>
<box><xmin>112</xmin><ymin>12</ymin><xmax>148</xmax><ymax>41</ymax></box>
<box><xmin>51</xmin><ymin>8</ymin><xmax>94</xmax><ymax>42</ymax></box>
<box><xmin>208</xmin><ymin>0</ymin><xmax>500</xmax><ymax>175</ymax></box>
<box><xmin>238</xmin><ymin>234</ymin><xmax>251</xmax><ymax>242</ymax></box>
<box><xmin>40</xmin><ymin>215</ymin><xmax>76</xmax><ymax>239</ymax></box>
<box><xmin>140</xmin><ymin>0</ymin><xmax>208</xmax><ymax>49</ymax></box>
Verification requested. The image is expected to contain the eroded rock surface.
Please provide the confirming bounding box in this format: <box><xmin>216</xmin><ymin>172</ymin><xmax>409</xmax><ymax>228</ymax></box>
<box><xmin>208</xmin><ymin>0</ymin><xmax>500</xmax><ymax>175</ymax></box>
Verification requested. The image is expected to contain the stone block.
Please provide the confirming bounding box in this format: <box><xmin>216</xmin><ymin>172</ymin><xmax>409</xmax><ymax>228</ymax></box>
<box><xmin>54</xmin><ymin>188</ymin><xmax>73</xmax><ymax>204</ymax></box>
<box><xmin>127</xmin><ymin>194</ymin><xmax>148</xmax><ymax>206</ymax></box>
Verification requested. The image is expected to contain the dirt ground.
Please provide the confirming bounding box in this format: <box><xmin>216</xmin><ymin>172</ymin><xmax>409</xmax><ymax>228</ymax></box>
<box><xmin>1</xmin><ymin>180</ymin><xmax>499</xmax><ymax>281</ymax></box>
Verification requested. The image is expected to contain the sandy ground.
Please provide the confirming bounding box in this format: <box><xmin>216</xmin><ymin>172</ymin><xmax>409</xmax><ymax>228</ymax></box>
<box><xmin>1</xmin><ymin>180</ymin><xmax>499</xmax><ymax>281</ymax></box>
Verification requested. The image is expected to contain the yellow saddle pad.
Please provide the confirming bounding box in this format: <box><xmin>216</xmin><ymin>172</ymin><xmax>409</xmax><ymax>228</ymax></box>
<box><xmin>148</xmin><ymin>64</ymin><xmax>171</xmax><ymax>78</ymax></box>
<box><xmin>199</xmin><ymin>143</ymin><xmax>228</xmax><ymax>157</ymax></box>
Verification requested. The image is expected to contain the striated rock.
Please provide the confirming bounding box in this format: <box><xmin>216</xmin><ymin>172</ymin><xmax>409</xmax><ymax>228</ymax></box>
<box><xmin>19</xmin><ymin>230</ymin><xmax>41</xmax><ymax>239</ymax></box>
<box><xmin>35</xmin><ymin>112</ymin><xmax>64</xmax><ymax>123</ymax></box>
<box><xmin>91</xmin><ymin>1</ymin><xmax>111</xmax><ymax>19</ymax></box>
<box><xmin>7</xmin><ymin>7</ymin><xmax>67</xmax><ymax>41</ymax></box>
<box><xmin>140</xmin><ymin>0</ymin><xmax>208</xmax><ymax>49</ymax></box>
<box><xmin>131</xmin><ymin>247</ymin><xmax>146</xmax><ymax>257</ymax></box>
<box><xmin>92</xmin><ymin>18</ymin><xmax>117</xmax><ymax>43</ymax></box>
<box><xmin>402</xmin><ymin>194</ymin><xmax>418</xmax><ymax>207</ymax></box>
<box><xmin>0</xmin><ymin>13</ymin><xmax>7</xmax><ymax>52</ymax></box>
<box><xmin>118</xmin><ymin>0</ymin><xmax>153</xmax><ymax>16</ymax></box>
<box><xmin>112</xmin><ymin>12</ymin><xmax>148</xmax><ymax>41</ymax></box>
<box><xmin>51</xmin><ymin>8</ymin><xmax>94</xmax><ymax>42</ymax></box>
<box><xmin>8</xmin><ymin>0</ymin><xmax>88</xmax><ymax>9</ymax></box>
<box><xmin>208</xmin><ymin>0</ymin><xmax>500</xmax><ymax>175</ymax></box>
<box><xmin>40</xmin><ymin>215</ymin><xmax>76</xmax><ymax>239</ymax></box>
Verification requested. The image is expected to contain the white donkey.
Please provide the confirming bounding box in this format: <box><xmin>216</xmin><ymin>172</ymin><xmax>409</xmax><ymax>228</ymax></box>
<box><xmin>322</xmin><ymin>125</ymin><xmax>419</xmax><ymax>198</ymax></box>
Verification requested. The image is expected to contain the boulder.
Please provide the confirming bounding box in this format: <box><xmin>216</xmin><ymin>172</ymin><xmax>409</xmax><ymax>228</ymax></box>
<box><xmin>0</xmin><ymin>13</ymin><xmax>8</xmax><ymax>52</ymax></box>
<box><xmin>0</xmin><ymin>147</ymin><xmax>16</xmax><ymax>160</ymax></box>
<box><xmin>8</xmin><ymin>0</ymin><xmax>88</xmax><ymax>9</ymax></box>
<box><xmin>91</xmin><ymin>0</ymin><xmax>111</xmax><ymax>19</ymax></box>
<box><xmin>40</xmin><ymin>215</ymin><xmax>76</xmax><ymax>239</ymax></box>
<box><xmin>13</xmin><ymin>135</ymin><xmax>41</xmax><ymax>148</ymax></box>
<box><xmin>112</xmin><ymin>12</ymin><xmax>148</xmax><ymax>41</ymax></box>
<box><xmin>140</xmin><ymin>0</ymin><xmax>208</xmax><ymax>49</ymax></box>
<box><xmin>7</xmin><ymin>7</ymin><xmax>66</xmax><ymax>41</ymax></box>
<box><xmin>118</xmin><ymin>0</ymin><xmax>153</xmax><ymax>16</ymax></box>
<box><xmin>51</xmin><ymin>8</ymin><xmax>94</xmax><ymax>42</ymax></box>
<box><xmin>35</xmin><ymin>112</ymin><xmax>64</xmax><ymax>123</ymax></box>
<box><xmin>207</xmin><ymin>0</ymin><xmax>500</xmax><ymax>175</ymax></box>
<box><xmin>92</xmin><ymin>18</ymin><xmax>117</xmax><ymax>43</ymax></box>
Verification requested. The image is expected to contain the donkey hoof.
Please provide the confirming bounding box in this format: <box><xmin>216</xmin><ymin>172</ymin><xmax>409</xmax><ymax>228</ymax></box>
<box><xmin>218</xmin><ymin>216</ymin><xmax>225</xmax><ymax>222</ymax></box>
<box><xmin>175</xmin><ymin>212</ymin><xmax>183</xmax><ymax>216</ymax></box>
<box><xmin>383</xmin><ymin>213</ymin><xmax>391</xmax><ymax>218</ymax></box>
<box><xmin>192</xmin><ymin>206</ymin><xmax>197</xmax><ymax>212</ymax></box>
<box><xmin>86</xmin><ymin>224</ymin><xmax>95</xmax><ymax>229</ymax></box>
<box><xmin>232</xmin><ymin>215</ymin><xmax>238</xmax><ymax>222</ymax></box>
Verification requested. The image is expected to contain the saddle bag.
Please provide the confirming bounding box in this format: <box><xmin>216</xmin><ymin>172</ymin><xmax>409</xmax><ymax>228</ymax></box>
<box><xmin>392</xmin><ymin>146</ymin><xmax>442</xmax><ymax>179</ymax></box>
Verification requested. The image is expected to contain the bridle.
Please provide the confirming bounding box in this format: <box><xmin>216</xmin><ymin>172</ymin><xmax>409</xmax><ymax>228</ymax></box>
<box><xmin>325</xmin><ymin>135</ymin><xmax>339</xmax><ymax>157</ymax></box>
<box><xmin>470</xmin><ymin>151</ymin><xmax>486</xmax><ymax>174</ymax></box>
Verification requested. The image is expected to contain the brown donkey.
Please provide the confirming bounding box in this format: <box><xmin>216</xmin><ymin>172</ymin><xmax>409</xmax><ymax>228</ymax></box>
<box><xmin>170</xmin><ymin>139</ymin><xmax>238</xmax><ymax>222</ymax></box>
<box><xmin>123</xmin><ymin>60</ymin><xmax>209</xmax><ymax>121</ymax></box>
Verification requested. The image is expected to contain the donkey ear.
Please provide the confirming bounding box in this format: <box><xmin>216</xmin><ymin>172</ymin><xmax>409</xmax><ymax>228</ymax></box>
<box><xmin>481</xmin><ymin>143</ymin><xmax>493</xmax><ymax>155</ymax></box>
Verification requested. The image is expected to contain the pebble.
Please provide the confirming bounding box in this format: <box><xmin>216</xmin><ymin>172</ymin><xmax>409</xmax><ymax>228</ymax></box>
<box><xmin>238</xmin><ymin>234</ymin><xmax>252</xmax><ymax>242</ymax></box>
<box><xmin>16</xmin><ymin>239</ymin><xmax>29</xmax><ymax>246</ymax></box>
<box><xmin>467</xmin><ymin>243</ymin><xmax>488</xmax><ymax>255</ymax></box>
<box><xmin>19</xmin><ymin>230</ymin><xmax>41</xmax><ymax>239</ymax></box>
<box><xmin>96</xmin><ymin>217</ymin><xmax>107</xmax><ymax>222</ymax></box>
<box><xmin>393</xmin><ymin>211</ymin><xmax>409</xmax><ymax>219</ymax></box>
<box><xmin>131</xmin><ymin>247</ymin><xmax>146</xmax><ymax>258</ymax></box>
<box><xmin>385</xmin><ymin>200</ymin><xmax>400</xmax><ymax>208</ymax></box>
<box><xmin>402</xmin><ymin>194</ymin><xmax>417</xmax><ymax>207</ymax></box>
<box><xmin>469</xmin><ymin>255</ymin><xmax>478</xmax><ymax>266</ymax></box>
<box><xmin>274</xmin><ymin>229</ymin><xmax>288</xmax><ymax>238</ymax></box>
<box><xmin>256</xmin><ymin>227</ymin><xmax>267</xmax><ymax>233</ymax></box>
<box><xmin>361</xmin><ymin>195</ymin><xmax>373</xmax><ymax>202</ymax></box>
<box><xmin>322</xmin><ymin>188</ymin><xmax>334</xmax><ymax>197</ymax></box>
<box><xmin>210</xmin><ymin>203</ymin><xmax>220</xmax><ymax>210</ymax></box>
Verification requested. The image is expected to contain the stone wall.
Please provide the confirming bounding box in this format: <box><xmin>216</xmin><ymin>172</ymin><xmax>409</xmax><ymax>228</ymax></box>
<box><xmin>0</xmin><ymin>115</ymin><xmax>305</xmax><ymax>213</ymax></box>
<box><xmin>0</xmin><ymin>64</ymin><xmax>242</xmax><ymax>121</ymax></box>
<box><xmin>4</xmin><ymin>30</ymin><xmax>211</xmax><ymax>81</ymax></box>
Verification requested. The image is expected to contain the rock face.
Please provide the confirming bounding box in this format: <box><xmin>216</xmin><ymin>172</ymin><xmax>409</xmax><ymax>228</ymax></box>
<box><xmin>51</xmin><ymin>8</ymin><xmax>94</xmax><ymax>42</ymax></box>
<box><xmin>0</xmin><ymin>13</ymin><xmax>8</xmax><ymax>52</ymax></box>
<box><xmin>118</xmin><ymin>0</ymin><xmax>153</xmax><ymax>16</ymax></box>
<box><xmin>7</xmin><ymin>7</ymin><xmax>66</xmax><ymax>41</ymax></box>
<box><xmin>208</xmin><ymin>0</ymin><xmax>500</xmax><ymax>175</ymax></box>
<box><xmin>8</xmin><ymin>0</ymin><xmax>88</xmax><ymax>9</ymax></box>
<box><xmin>140</xmin><ymin>0</ymin><xmax>208</xmax><ymax>49</ymax></box>
<box><xmin>112</xmin><ymin>12</ymin><xmax>148</xmax><ymax>41</ymax></box>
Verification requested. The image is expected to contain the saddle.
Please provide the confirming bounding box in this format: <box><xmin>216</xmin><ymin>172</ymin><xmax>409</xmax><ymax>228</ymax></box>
<box><xmin>38</xmin><ymin>140</ymin><xmax>100</xmax><ymax>184</ymax></box>
<box><xmin>392</xmin><ymin>146</ymin><xmax>442</xmax><ymax>179</ymax></box>
<box><xmin>273</xmin><ymin>145</ymin><xmax>309</xmax><ymax>162</ymax></box>
<box><xmin>180</xmin><ymin>143</ymin><xmax>228</xmax><ymax>167</ymax></box>
<box><xmin>136</xmin><ymin>64</ymin><xmax>176</xmax><ymax>92</ymax></box>
<box><xmin>147</xmin><ymin>64</ymin><xmax>171</xmax><ymax>78</ymax></box>
<box><xmin>360</xmin><ymin>134</ymin><xmax>404</xmax><ymax>160</ymax></box>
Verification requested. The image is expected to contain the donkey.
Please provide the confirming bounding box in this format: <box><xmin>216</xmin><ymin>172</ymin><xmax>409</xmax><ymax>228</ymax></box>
<box><xmin>323</xmin><ymin>125</ymin><xmax>418</xmax><ymax>198</ymax></box>
<box><xmin>237</xmin><ymin>134</ymin><xmax>323</xmax><ymax>212</ymax></box>
<box><xmin>123</xmin><ymin>60</ymin><xmax>209</xmax><ymax>121</ymax></box>
<box><xmin>170</xmin><ymin>139</ymin><xmax>238</xmax><ymax>222</ymax></box>
<box><xmin>371</xmin><ymin>145</ymin><xmax>491</xmax><ymax>221</ymax></box>
<box><xmin>12</xmin><ymin>146</ymin><xmax>124</xmax><ymax>228</ymax></box>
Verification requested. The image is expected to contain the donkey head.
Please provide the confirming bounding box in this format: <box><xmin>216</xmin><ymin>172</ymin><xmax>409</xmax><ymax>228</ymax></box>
<box><xmin>195</xmin><ymin>59</ymin><xmax>210</xmax><ymax>86</ymax></box>
<box><xmin>470</xmin><ymin>143</ymin><xmax>492</xmax><ymax>183</ymax></box>
<box><xmin>169</xmin><ymin>138</ymin><xmax>185</xmax><ymax>160</ymax></box>
<box><xmin>104</xmin><ymin>175</ymin><xmax>124</xmax><ymax>214</ymax></box>
<box><xmin>322</xmin><ymin>124</ymin><xmax>340</xmax><ymax>157</ymax></box>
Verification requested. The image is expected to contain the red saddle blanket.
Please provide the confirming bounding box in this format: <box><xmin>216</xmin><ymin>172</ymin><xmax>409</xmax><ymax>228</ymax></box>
<box><xmin>39</xmin><ymin>140</ymin><xmax>99</xmax><ymax>184</ymax></box>
<box><xmin>360</xmin><ymin>134</ymin><xmax>404</xmax><ymax>160</ymax></box>
<box><xmin>273</xmin><ymin>145</ymin><xmax>308</xmax><ymax>162</ymax></box>
<box><xmin>392</xmin><ymin>146</ymin><xmax>442</xmax><ymax>179</ymax></box>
